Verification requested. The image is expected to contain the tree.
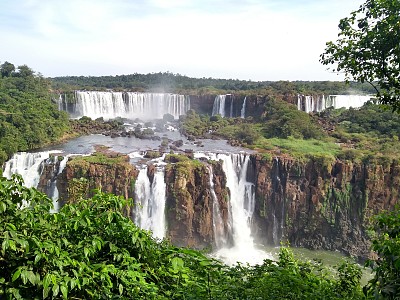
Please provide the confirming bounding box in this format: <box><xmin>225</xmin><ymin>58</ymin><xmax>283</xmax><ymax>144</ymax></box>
<box><xmin>0</xmin><ymin>62</ymin><xmax>15</xmax><ymax>78</ymax></box>
<box><xmin>320</xmin><ymin>0</ymin><xmax>400</xmax><ymax>111</ymax></box>
<box><xmin>366</xmin><ymin>206</ymin><xmax>400</xmax><ymax>299</ymax></box>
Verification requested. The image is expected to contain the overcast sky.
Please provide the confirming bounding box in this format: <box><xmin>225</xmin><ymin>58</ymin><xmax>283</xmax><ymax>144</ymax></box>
<box><xmin>0</xmin><ymin>0</ymin><xmax>365</xmax><ymax>81</ymax></box>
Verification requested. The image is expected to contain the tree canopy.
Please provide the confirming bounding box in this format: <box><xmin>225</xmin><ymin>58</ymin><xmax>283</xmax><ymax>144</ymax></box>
<box><xmin>320</xmin><ymin>0</ymin><xmax>400</xmax><ymax>111</ymax></box>
<box><xmin>0</xmin><ymin>61</ymin><xmax>70</xmax><ymax>164</ymax></box>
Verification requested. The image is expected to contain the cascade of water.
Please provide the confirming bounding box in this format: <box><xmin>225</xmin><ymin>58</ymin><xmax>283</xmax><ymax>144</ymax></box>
<box><xmin>3</xmin><ymin>152</ymin><xmax>55</xmax><ymax>188</ymax></box>
<box><xmin>212</xmin><ymin>95</ymin><xmax>226</xmax><ymax>117</ymax></box>
<box><xmin>71</xmin><ymin>91</ymin><xmax>190</xmax><ymax>120</ymax></box>
<box><xmin>229</xmin><ymin>96</ymin><xmax>234</xmax><ymax>118</ymax></box>
<box><xmin>134</xmin><ymin>166</ymin><xmax>166</xmax><ymax>239</ymax></box>
<box><xmin>49</xmin><ymin>155</ymin><xmax>69</xmax><ymax>213</ymax></box>
<box><xmin>212</xmin><ymin>153</ymin><xmax>269</xmax><ymax>265</ymax></box>
<box><xmin>298</xmin><ymin>94</ymin><xmax>372</xmax><ymax>113</ymax></box>
<box><xmin>240</xmin><ymin>97</ymin><xmax>247</xmax><ymax>118</ymax></box>
<box><xmin>207</xmin><ymin>165</ymin><xmax>228</xmax><ymax>248</ymax></box>
<box><xmin>328</xmin><ymin>95</ymin><xmax>372</xmax><ymax>109</ymax></box>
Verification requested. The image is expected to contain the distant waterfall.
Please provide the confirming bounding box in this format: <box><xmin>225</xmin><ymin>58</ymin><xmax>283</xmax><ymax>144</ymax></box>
<box><xmin>134</xmin><ymin>166</ymin><xmax>166</xmax><ymax>239</ymax></box>
<box><xmin>297</xmin><ymin>94</ymin><xmax>372</xmax><ymax>113</ymax></box>
<box><xmin>212</xmin><ymin>95</ymin><xmax>227</xmax><ymax>117</ymax></box>
<box><xmin>240</xmin><ymin>97</ymin><xmax>246</xmax><ymax>118</ymax></box>
<box><xmin>58</xmin><ymin>91</ymin><xmax>190</xmax><ymax>120</ymax></box>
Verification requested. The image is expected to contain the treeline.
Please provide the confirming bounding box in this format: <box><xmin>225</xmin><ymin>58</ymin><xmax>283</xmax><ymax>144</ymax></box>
<box><xmin>0</xmin><ymin>61</ymin><xmax>70</xmax><ymax>164</ymax></box>
<box><xmin>51</xmin><ymin>72</ymin><xmax>376</xmax><ymax>95</ymax></box>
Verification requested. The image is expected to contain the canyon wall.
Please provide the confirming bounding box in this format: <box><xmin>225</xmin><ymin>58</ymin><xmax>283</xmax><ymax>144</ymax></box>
<box><xmin>39</xmin><ymin>152</ymin><xmax>400</xmax><ymax>260</ymax></box>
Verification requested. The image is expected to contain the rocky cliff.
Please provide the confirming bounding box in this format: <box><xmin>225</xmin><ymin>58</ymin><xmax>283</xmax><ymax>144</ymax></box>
<box><xmin>54</xmin><ymin>150</ymin><xmax>138</xmax><ymax>208</ymax></box>
<box><xmin>38</xmin><ymin>150</ymin><xmax>399</xmax><ymax>260</ymax></box>
<box><xmin>251</xmin><ymin>155</ymin><xmax>399</xmax><ymax>261</ymax></box>
<box><xmin>164</xmin><ymin>158</ymin><xmax>230</xmax><ymax>249</ymax></box>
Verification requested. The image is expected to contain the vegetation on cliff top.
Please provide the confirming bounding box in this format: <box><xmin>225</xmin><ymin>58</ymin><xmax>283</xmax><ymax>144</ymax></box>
<box><xmin>0</xmin><ymin>175</ymin><xmax>378</xmax><ymax>299</ymax></box>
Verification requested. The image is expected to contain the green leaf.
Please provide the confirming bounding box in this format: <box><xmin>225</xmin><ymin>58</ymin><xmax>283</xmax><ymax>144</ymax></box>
<box><xmin>12</xmin><ymin>268</ymin><xmax>21</xmax><ymax>282</ymax></box>
<box><xmin>84</xmin><ymin>247</ymin><xmax>89</xmax><ymax>258</ymax></box>
<box><xmin>52</xmin><ymin>283</ymin><xmax>60</xmax><ymax>297</ymax></box>
<box><xmin>34</xmin><ymin>253</ymin><xmax>42</xmax><ymax>264</ymax></box>
<box><xmin>60</xmin><ymin>285</ymin><xmax>68</xmax><ymax>299</ymax></box>
<box><xmin>27</xmin><ymin>271</ymin><xmax>37</xmax><ymax>285</ymax></box>
<box><xmin>119</xmin><ymin>283</ymin><xmax>124</xmax><ymax>295</ymax></box>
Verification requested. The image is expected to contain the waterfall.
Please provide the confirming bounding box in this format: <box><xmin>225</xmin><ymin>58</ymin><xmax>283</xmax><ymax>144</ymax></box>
<box><xmin>3</xmin><ymin>152</ymin><xmax>69</xmax><ymax>211</ymax></box>
<box><xmin>49</xmin><ymin>155</ymin><xmax>69</xmax><ymax>213</ymax></box>
<box><xmin>297</xmin><ymin>94</ymin><xmax>372</xmax><ymax>113</ymax></box>
<box><xmin>229</xmin><ymin>96</ymin><xmax>234</xmax><ymax>118</ymax></box>
<box><xmin>211</xmin><ymin>153</ymin><xmax>269</xmax><ymax>265</ymax></box>
<box><xmin>3</xmin><ymin>152</ymin><xmax>53</xmax><ymax>188</ymax></box>
<box><xmin>212</xmin><ymin>95</ymin><xmax>227</xmax><ymax>117</ymax></box>
<box><xmin>134</xmin><ymin>166</ymin><xmax>166</xmax><ymax>239</ymax></box>
<box><xmin>328</xmin><ymin>95</ymin><xmax>372</xmax><ymax>109</ymax></box>
<box><xmin>240</xmin><ymin>97</ymin><xmax>246</xmax><ymax>118</ymax></box>
<box><xmin>59</xmin><ymin>91</ymin><xmax>190</xmax><ymax>120</ymax></box>
<box><xmin>207</xmin><ymin>165</ymin><xmax>228</xmax><ymax>249</ymax></box>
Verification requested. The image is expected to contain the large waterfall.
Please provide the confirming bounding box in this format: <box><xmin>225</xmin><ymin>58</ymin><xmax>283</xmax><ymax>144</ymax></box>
<box><xmin>199</xmin><ymin>152</ymin><xmax>269</xmax><ymax>265</ymax></box>
<box><xmin>134</xmin><ymin>165</ymin><xmax>167</xmax><ymax>240</ymax></box>
<box><xmin>297</xmin><ymin>94</ymin><xmax>373</xmax><ymax>113</ymax></box>
<box><xmin>58</xmin><ymin>91</ymin><xmax>190</xmax><ymax>120</ymax></box>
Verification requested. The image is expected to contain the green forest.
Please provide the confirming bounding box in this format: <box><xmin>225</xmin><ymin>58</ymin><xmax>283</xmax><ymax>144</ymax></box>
<box><xmin>51</xmin><ymin>72</ymin><xmax>376</xmax><ymax>96</ymax></box>
<box><xmin>0</xmin><ymin>62</ymin><xmax>69</xmax><ymax>164</ymax></box>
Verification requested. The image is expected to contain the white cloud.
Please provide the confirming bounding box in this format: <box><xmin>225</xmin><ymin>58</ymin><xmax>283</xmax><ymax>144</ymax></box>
<box><xmin>0</xmin><ymin>0</ymin><xmax>365</xmax><ymax>80</ymax></box>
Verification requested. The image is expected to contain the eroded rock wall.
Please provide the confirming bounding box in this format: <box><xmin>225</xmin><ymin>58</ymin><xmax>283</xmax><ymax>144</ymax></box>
<box><xmin>252</xmin><ymin>155</ymin><xmax>400</xmax><ymax>260</ymax></box>
<box><xmin>164</xmin><ymin>159</ymin><xmax>230</xmax><ymax>249</ymax></box>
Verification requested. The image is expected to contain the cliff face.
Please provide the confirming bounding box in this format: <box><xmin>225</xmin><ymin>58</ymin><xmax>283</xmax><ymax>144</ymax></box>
<box><xmin>252</xmin><ymin>155</ymin><xmax>400</xmax><ymax>260</ymax></box>
<box><xmin>39</xmin><ymin>150</ymin><xmax>399</xmax><ymax>260</ymax></box>
<box><xmin>55</xmin><ymin>153</ymin><xmax>138</xmax><ymax>208</ymax></box>
<box><xmin>164</xmin><ymin>159</ymin><xmax>230</xmax><ymax>249</ymax></box>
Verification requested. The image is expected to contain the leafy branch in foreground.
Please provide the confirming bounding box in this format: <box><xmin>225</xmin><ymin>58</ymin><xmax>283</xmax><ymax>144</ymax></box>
<box><xmin>320</xmin><ymin>0</ymin><xmax>400</xmax><ymax>111</ymax></box>
<box><xmin>0</xmin><ymin>175</ymin><xmax>368</xmax><ymax>299</ymax></box>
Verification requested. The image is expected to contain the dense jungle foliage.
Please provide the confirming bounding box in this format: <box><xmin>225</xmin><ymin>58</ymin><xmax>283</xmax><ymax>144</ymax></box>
<box><xmin>0</xmin><ymin>62</ymin><xmax>69</xmax><ymax>164</ymax></box>
<box><xmin>4</xmin><ymin>175</ymin><xmax>398</xmax><ymax>300</ymax></box>
<box><xmin>51</xmin><ymin>72</ymin><xmax>376</xmax><ymax>96</ymax></box>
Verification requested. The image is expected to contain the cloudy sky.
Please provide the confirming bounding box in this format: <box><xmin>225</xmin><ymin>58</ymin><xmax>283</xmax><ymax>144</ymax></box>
<box><xmin>1</xmin><ymin>0</ymin><xmax>364</xmax><ymax>81</ymax></box>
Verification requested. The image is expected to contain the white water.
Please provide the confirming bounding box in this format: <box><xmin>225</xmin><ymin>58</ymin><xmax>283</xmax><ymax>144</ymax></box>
<box><xmin>197</xmin><ymin>152</ymin><xmax>271</xmax><ymax>265</ymax></box>
<box><xmin>61</xmin><ymin>91</ymin><xmax>190</xmax><ymax>120</ymax></box>
<box><xmin>207</xmin><ymin>165</ymin><xmax>228</xmax><ymax>249</ymax></box>
<box><xmin>240</xmin><ymin>96</ymin><xmax>246</xmax><ymax>118</ymax></box>
<box><xmin>212</xmin><ymin>95</ymin><xmax>227</xmax><ymax>117</ymax></box>
<box><xmin>3</xmin><ymin>152</ymin><xmax>55</xmax><ymax>188</ymax></box>
<box><xmin>297</xmin><ymin>94</ymin><xmax>373</xmax><ymax>113</ymax></box>
<box><xmin>134</xmin><ymin>165</ymin><xmax>167</xmax><ymax>240</ymax></box>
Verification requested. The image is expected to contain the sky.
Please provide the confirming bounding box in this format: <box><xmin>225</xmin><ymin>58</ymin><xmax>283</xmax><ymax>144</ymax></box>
<box><xmin>0</xmin><ymin>0</ymin><xmax>365</xmax><ymax>81</ymax></box>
